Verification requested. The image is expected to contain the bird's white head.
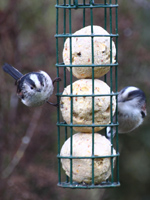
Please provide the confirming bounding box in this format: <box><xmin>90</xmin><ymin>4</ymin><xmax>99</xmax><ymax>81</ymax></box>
<box><xmin>17</xmin><ymin>71</ymin><xmax>54</xmax><ymax>106</ymax></box>
<box><xmin>118</xmin><ymin>86</ymin><xmax>147</xmax><ymax>117</ymax></box>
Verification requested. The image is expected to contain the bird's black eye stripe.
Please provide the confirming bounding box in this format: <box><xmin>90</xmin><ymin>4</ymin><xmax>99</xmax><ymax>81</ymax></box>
<box><xmin>141</xmin><ymin>111</ymin><xmax>146</xmax><ymax>118</ymax></box>
<box><xmin>127</xmin><ymin>90</ymin><xmax>145</xmax><ymax>100</ymax></box>
<box><xmin>128</xmin><ymin>90</ymin><xmax>139</xmax><ymax>99</ymax></box>
<box><xmin>17</xmin><ymin>75</ymin><xmax>36</xmax><ymax>91</ymax></box>
<box><xmin>37</xmin><ymin>73</ymin><xmax>44</xmax><ymax>86</ymax></box>
<box><xmin>29</xmin><ymin>80</ymin><xmax>36</xmax><ymax>88</ymax></box>
<box><xmin>24</xmin><ymin>76</ymin><xmax>36</xmax><ymax>88</ymax></box>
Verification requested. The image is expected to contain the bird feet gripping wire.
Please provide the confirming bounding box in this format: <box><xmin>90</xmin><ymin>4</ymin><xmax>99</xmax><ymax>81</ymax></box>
<box><xmin>47</xmin><ymin>77</ymin><xmax>61</xmax><ymax>107</ymax></box>
<box><xmin>53</xmin><ymin>77</ymin><xmax>61</xmax><ymax>85</ymax></box>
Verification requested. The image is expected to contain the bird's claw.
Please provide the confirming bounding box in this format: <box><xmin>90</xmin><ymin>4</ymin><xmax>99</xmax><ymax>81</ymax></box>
<box><xmin>53</xmin><ymin>77</ymin><xmax>61</xmax><ymax>85</ymax></box>
<box><xmin>47</xmin><ymin>101</ymin><xmax>59</xmax><ymax>107</ymax></box>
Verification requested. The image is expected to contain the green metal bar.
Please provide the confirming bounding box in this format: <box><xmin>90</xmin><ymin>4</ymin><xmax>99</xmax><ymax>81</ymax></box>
<box><xmin>115</xmin><ymin>0</ymin><xmax>119</xmax><ymax>184</ymax></box>
<box><xmin>104</xmin><ymin>0</ymin><xmax>107</xmax><ymax>30</ymax></box>
<box><xmin>65</xmin><ymin>126</ymin><xmax>69</xmax><ymax>183</ymax></box>
<box><xmin>56</xmin><ymin>0</ymin><xmax>61</xmax><ymax>185</ymax></box>
<box><xmin>55</xmin><ymin>33</ymin><xmax>119</xmax><ymax>37</ymax></box>
<box><xmin>63</xmin><ymin>0</ymin><xmax>66</xmax><ymax>41</ymax></box>
<box><xmin>63</xmin><ymin>0</ymin><xmax>67</xmax><ymax>88</ymax></box>
<box><xmin>116</xmin><ymin>97</ymin><xmax>119</xmax><ymax>183</ymax></box>
<box><xmin>56</xmin><ymin>5</ymin><xmax>118</xmax><ymax>9</ymax></box>
<box><xmin>58</xmin><ymin>182</ymin><xmax>120</xmax><ymax>189</ymax></box>
<box><xmin>74</xmin><ymin>0</ymin><xmax>78</xmax><ymax>8</ymax></box>
<box><xmin>83</xmin><ymin>0</ymin><xmax>86</xmax><ymax>27</ymax></box>
<box><xmin>57</xmin><ymin>92</ymin><xmax>118</xmax><ymax>97</ymax></box>
<box><xmin>56</xmin><ymin>63</ymin><xmax>119</xmax><ymax>67</ymax></box>
<box><xmin>57</xmin><ymin>122</ymin><xmax>119</xmax><ymax>128</ymax></box>
<box><xmin>68</xmin><ymin>0</ymin><xmax>73</xmax><ymax>185</ymax></box>
<box><xmin>63</xmin><ymin>0</ymin><xmax>69</xmax><ymax>183</ymax></box>
<box><xmin>56</xmin><ymin>2</ymin><xmax>59</xmax><ymax>65</ymax></box>
<box><xmin>104</xmin><ymin>0</ymin><xmax>107</xmax><ymax>83</ymax></box>
<box><xmin>90</xmin><ymin>5</ymin><xmax>95</xmax><ymax>185</ymax></box>
<box><xmin>57</xmin><ymin>153</ymin><xmax>120</xmax><ymax>159</ymax></box>
<box><xmin>109</xmin><ymin>0</ymin><xmax>114</xmax><ymax>184</ymax></box>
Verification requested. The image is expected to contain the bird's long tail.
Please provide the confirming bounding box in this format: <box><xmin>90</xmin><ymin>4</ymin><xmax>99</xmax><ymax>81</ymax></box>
<box><xmin>2</xmin><ymin>63</ymin><xmax>23</xmax><ymax>80</ymax></box>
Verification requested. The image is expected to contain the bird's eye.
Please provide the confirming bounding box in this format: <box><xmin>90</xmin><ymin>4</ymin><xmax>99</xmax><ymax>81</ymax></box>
<box><xmin>30</xmin><ymin>86</ymin><xmax>34</xmax><ymax>90</ymax></box>
<box><xmin>141</xmin><ymin>111</ymin><xmax>146</xmax><ymax>118</ymax></box>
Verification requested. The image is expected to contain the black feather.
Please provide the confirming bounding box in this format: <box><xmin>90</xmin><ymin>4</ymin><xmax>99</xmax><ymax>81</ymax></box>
<box><xmin>127</xmin><ymin>89</ymin><xmax>146</xmax><ymax>102</ymax></box>
<box><xmin>2</xmin><ymin>63</ymin><xmax>23</xmax><ymax>80</ymax></box>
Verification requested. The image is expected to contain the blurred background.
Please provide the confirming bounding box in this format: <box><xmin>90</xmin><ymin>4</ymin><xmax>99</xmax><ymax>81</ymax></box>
<box><xmin>0</xmin><ymin>0</ymin><xmax>150</xmax><ymax>199</ymax></box>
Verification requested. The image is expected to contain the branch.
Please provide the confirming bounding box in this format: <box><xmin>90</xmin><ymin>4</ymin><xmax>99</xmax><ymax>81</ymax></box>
<box><xmin>2</xmin><ymin>107</ymin><xmax>42</xmax><ymax>179</ymax></box>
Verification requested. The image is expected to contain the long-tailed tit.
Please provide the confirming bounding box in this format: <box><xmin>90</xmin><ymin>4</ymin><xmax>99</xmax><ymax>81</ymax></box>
<box><xmin>2</xmin><ymin>63</ymin><xmax>61</xmax><ymax>107</ymax></box>
<box><xmin>106</xmin><ymin>86</ymin><xmax>147</xmax><ymax>139</ymax></box>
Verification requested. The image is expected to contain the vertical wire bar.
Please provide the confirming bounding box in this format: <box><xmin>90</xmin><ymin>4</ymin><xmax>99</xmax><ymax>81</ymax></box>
<box><xmin>109</xmin><ymin>2</ymin><xmax>113</xmax><ymax>140</ymax></box>
<box><xmin>115</xmin><ymin>2</ymin><xmax>118</xmax><ymax>94</ymax></box>
<box><xmin>63</xmin><ymin>0</ymin><xmax>69</xmax><ymax>183</ymax></box>
<box><xmin>104</xmin><ymin>0</ymin><xmax>107</xmax><ymax>30</ymax></box>
<box><xmin>90</xmin><ymin>1</ymin><xmax>95</xmax><ymax>185</ymax></box>
<box><xmin>83</xmin><ymin>0</ymin><xmax>86</xmax><ymax>27</ymax></box>
<box><xmin>104</xmin><ymin>0</ymin><xmax>107</xmax><ymax>83</ymax></box>
<box><xmin>115</xmin><ymin>0</ymin><xmax>119</xmax><ymax>184</ymax></box>
<box><xmin>69</xmin><ymin>0</ymin><xmax>73</xmax><ymax>185</ymax></box>
<box><xmin>63</xmin><ymin>0</ymin><xmax>67</xmax><ymax>140</ymax></box>
<box><xmin>56</xmin><ymin>0</ymin><xmax>61</xmax><ymax>185</ymax></box>
<box><xmin>109</xmin><ymin>0</ymin><xmax>114</xmax><ymax>184</ymax></box>
<box><xmin>104</xmin><ymin>0</ymin><xmax>107</xmax><ymax>145</ymax></box>
<box><xmin>63</xmin><ymin>0</ymin><xmax>67</xmax><ymax>141</ymax></box>
<box><xmin>63</xmin><ymin>0</ymin><xmax>67</xmax><ymax>88</ymax></box>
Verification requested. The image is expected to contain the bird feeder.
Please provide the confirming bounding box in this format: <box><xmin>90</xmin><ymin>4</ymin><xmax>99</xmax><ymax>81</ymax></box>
<box><xmin>55</xmin><ymin>0</ymin><xmax>120</xmax><ymax>188</ymax></box>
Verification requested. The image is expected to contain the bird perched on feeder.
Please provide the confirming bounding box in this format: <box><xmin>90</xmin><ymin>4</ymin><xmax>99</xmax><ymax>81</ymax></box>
<box><xmin>106</xmin><ymin>86</ymin><xmax>147</xmax><ymax>139</ymax></box>
<box><xmin>2</xmin><ymin>63</ymin><xmax>61</xmax><ymax>107</ymax></box>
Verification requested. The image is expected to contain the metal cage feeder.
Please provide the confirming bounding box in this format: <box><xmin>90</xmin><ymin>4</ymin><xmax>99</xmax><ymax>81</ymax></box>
<box><xmin>55</xmin><ymin>0</ymin><xmax>120</xmax><ymax>189</ymax></box>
